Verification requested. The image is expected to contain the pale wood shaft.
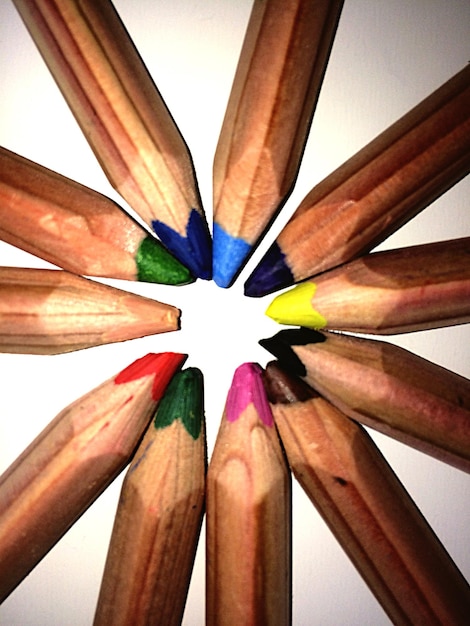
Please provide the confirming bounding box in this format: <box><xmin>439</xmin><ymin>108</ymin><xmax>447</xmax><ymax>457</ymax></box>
<box><xmin>280</xmin><ymin>64</ymin><xmax>470</xmax><ymax>280</ymax></box>
<box><xmin>94</xmin><ymin>420</ymin><xmax>205</xmax><ymax>626</ymax></box>
<box><xmin>13</xmin><ymin>0</ymin><xmax>202</xmax><ymax>234</ymax></box>
<box><xmin>214</xmin><ymin>0</ymin><xmax>343</xmax><ymax>240</ymax></box>
<box><xmin>206</xmin><ymin>402</ymin><xmax>291</xmax><ymax>625</ymax></box>
<box><xmin>296</xmin><ymin>331</ymin><xmax>470</xmax><ymax>471</ymax></box>
<box><xmin>0</xmin><ymin>353</ymin><xmax>185</xmax><ymax>601</ymax></box>
<box><xmin>0</xmin><ymin>266</ymin><xmax>179</xmax><ymax>353</ymax></box>
<box><xmin>266</xmin><ymin>366</ymin><xmax>470</xmax><ymax>624</ymax></box>
<box><xmin>0</xmin><ymin>146</ymin><xmax>144</xmax><ymax>279</ymax></box>
<box><xmin>311</xmin><ymin>237</ymin><xmax>470</xmax><ymax>333</ymax></box>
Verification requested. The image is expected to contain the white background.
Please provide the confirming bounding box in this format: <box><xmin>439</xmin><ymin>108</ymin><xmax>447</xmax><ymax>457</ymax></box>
<box><xmin>0</xmin><ymin>1</ymin><xmax>469</xmax><ymax>624</ymax></box>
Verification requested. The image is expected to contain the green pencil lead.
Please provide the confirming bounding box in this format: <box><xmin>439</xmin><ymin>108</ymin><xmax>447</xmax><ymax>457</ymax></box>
<box><xmin>137</xmin><ymin>235</ymin><xmax>196</xmax><ymax>285</ymax></box>
<box><xmin>153</xmin><ymin>367</ymin><xmax>204</xmax><ymax>439</ymax></box>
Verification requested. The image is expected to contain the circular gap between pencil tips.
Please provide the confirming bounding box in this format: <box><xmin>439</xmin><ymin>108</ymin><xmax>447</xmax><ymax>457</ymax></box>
<box><xmin>170</xmin><ymin>278</ymin><xmax>278</xmax><ymax>369</ymax></box>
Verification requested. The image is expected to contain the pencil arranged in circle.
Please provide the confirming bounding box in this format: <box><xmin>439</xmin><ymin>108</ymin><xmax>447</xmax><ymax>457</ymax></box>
<box><xmin>212</xmin><ymin>0</ymin><xmax>344</xmax><ymax>287</ymax></box>
<box><xmin>0</xmin><ymin>351</ymin><xmax>187</xmax><ymax>602</ymax></box>
<box><xmin>260</xmin><ymin>328</ymin><xmax>470</xmax><ymax>473</ymax></box>
<box><xmin>0</xmin><ymin>147</ymin><xmax>194</xmax><ymax>285</ymax></box>
<box><xmin>263</xmin><ymin>361</ymin><xmax>470</xmax><ymax>625</ymax></box>
<box><xmin>206</xmin><ymin>363</ymin><xmax>291</xmax><ymax>626</ymax></box>
<box><xmin>12</xmin><ymin>0</ymin><xmax>212</xmax><ymax>279</ymax></box>
<box><xmin>266</xmin><ymin>237</ymin><xmax>470</xmax><ymax>334</ymax></box>
<box><xmin>245</xmin><ymin>64</ymin><xmax>470</xmax><ymax>297</ymax></box>
<box><xmin>0</xmin><ymin>266</ymin><xmax>180</xmax><ymax>354</ymax></box>
<box><xmin>94</xmin><ymin>367</ymin><xmax>206</xmax><ymax>626</ymax></box>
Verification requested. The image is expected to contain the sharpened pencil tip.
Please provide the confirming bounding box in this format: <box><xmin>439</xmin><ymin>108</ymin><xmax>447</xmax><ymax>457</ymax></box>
<box><xmin>260</xmin><ymin>329</ymin><xmax>326</xmax><ymax>377</ymax></box>
<box><xmin>212</xmin><ymin>224</ymin><xmax>252</xmax><ymax>288</ymax></box>
<box><xmin>136</xmin><ymin>235</ymin><xmax>195</xmax><ymax>285</ymax></box>
<box><xmin>244</xmin><ymin>242</ymin><xmax>294</xmax><ymax>297</ymax></box>
<box><xmin>266</xmin><ymin>283</ymin><xmax>327</xmax><ymax>328</ymax></box>
<box><xmin>114</xmin><ymin>352</ymin><xmax>187</xmax><ymax>400</ymax></box>
<box><xmin>153</xmin><ymin>367</ymin><xmax>204</xmax><ymax>439</ymax></box>
<box><xmin>225</xmin><ymin>363</ymin><xmax>274</xmax><ymax>425</ymax></box>
<box><xmin>263</xmin><ymin>361</ymin><xmax>318</xmax><ymax>404</ymax></box>
<box><xmin>152</xmin><ymin>209</ymin><xmax>212</xmax><ymax>280</ymax></box>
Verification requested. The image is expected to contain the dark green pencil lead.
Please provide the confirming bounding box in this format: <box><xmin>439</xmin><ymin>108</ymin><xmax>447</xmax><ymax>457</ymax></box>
<box><xmin>136</xmin><ymin>234</ymin><xmax>196</xmax><ymax>285</ymax></box>
<box><xmin>153</xmin><ymin>367</ymin><xmax>204</xmax><ymax>439</ymax></box>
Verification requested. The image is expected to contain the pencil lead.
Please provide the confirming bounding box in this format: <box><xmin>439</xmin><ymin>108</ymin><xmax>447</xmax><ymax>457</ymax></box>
<box><xmin>152</xmin><ymin>209</ymin><xmax>212</xmax><ymax>280</ymax></box>
<box><xmin>265</xmin><ymin>283</ymin><xmax>327</xmax><ymax>327</ymax></box>
<box><xmin>263</xmin><ymin>361</ymin><xmax>317</xmax><ymax>404</ymax></box>
<box><xmin>115</xmin><ymin>352</ymin><xmax>187</xmax><ymax>400</ymax></box>
<box><xmin>212</xmin><ymin>224</ymin><xmax>251</xmax><ymax>288</ymax></box>
<box><xmin>259</xmin><ymin>337</ymin><xmax>305</xmax><ymax>377</ymax></box>
<box><xmin>225</xmin><ymin>363</ymin><xmax>273</xmax><ymax>425</ymax></box>
<box><xmin>136</xmin><ymin>235</ymin><xmax>195</xmax><ymax>285</ymax></box>
<box><xmin>259</xmin><ymin>328</ymin><xmax>326</xmax><ymax>377</ymax></box>
<box><xmin>244</xmin><ymin>242</ymin><xmax>294</xmax><ymax>297</ymax></box>
<box><xmin>153</xmin><ymin>367</ymin><xmax>204</xmax><ymax>439</ymax></box>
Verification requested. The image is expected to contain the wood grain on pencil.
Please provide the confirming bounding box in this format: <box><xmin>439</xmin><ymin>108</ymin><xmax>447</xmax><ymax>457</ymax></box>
<box><xmin>266</xmin><ymin>237</ymin><xmax>470</xmax><ymax>333</ymax></box>
<box><xmin>0</xmin><ymin>147</ymin><xmax>194</xmax><ymax>285</ymax></box>
<box><xmin>263</xmin><ymin>361</ymin><xmax>470</xmax><ymax>625</ymax></box>
<box><xmin>206</xmin><ymin>363</ymin><xmax>291</xmax><ymax>625</ymax></box>
<box><xmin>0</xmin><ymin>266</ymin><xmax>180</xmax><ymax>354</ymax></box>
<box><xmin>260</xmin><ymin>328</ymin><xmax>470</xmax><ymax>472</ymax></box>
<box><xmin>0</xmin><ymin>352</ymin><xmax>187</xmax><ymax>602</ymax></box>
<box><xmin>12</xmin><ymin>0</ymin><xmax>211</xmax><ymax>278</ymax></box>
<box><xmin>94</xmin><ymin>368</ymin><xmax>206</xmax><ymax>626</ymax></box>
<box><xmin>212</xmin><ymin>0</ymin><xmax>344</xmax><ymax>287</ymax></box>
<box><xmin>245</xmin><ymin>64</ymin><xmax>470</xmax><ymax>296</ymax></box>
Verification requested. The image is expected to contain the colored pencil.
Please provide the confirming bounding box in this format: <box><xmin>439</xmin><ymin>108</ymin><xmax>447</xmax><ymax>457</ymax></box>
<box><xmin>0</xmin><ymin>266</ymin><xmax>180</xmax><ymax>354</ymax></box>
<box><xmin>0</xmin><ymin>146</ymin><xmax>194</xmax><ymax>285</ymax></box>
<box><xmin>0</xmin><ymin>351</ymin><xmax>187</xmax><ymax>602</ymax></box>
<box><xmin>94</xmin><ymin>367</ymin><xmax>206</xmax><ymax>626</ymax></box>
<box><xmin>12</xmin><ymin>0</ymin><xmax>212</xmax><ymax>279</ymax></box>
<box><xmin>206</xmin><ymin>363</ymin><xmax>291</xmax><ymax>625</ymax></box>
<box><xmin>260</xmin><ymin>328</ymin><xmax>470</xmax><ymax>472</ymax></box>
<box><xmin>266</xmin><ymin>237</ymin><xmax>470</xmax><ymax>334</ymax></box>
<box><xmin>212</xmin><ymin>0</ymin><xmax>344</xmax><ymax>287</ymax></box>
<box><xmin>245</xmin><ymin>64</ymin><xmax>470</xmax><ymax>297</ymax></box>
<box><xmin>263</xmin><ymin>361</ymin><xmax>470</xmax><ymax>625</ymax></box>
